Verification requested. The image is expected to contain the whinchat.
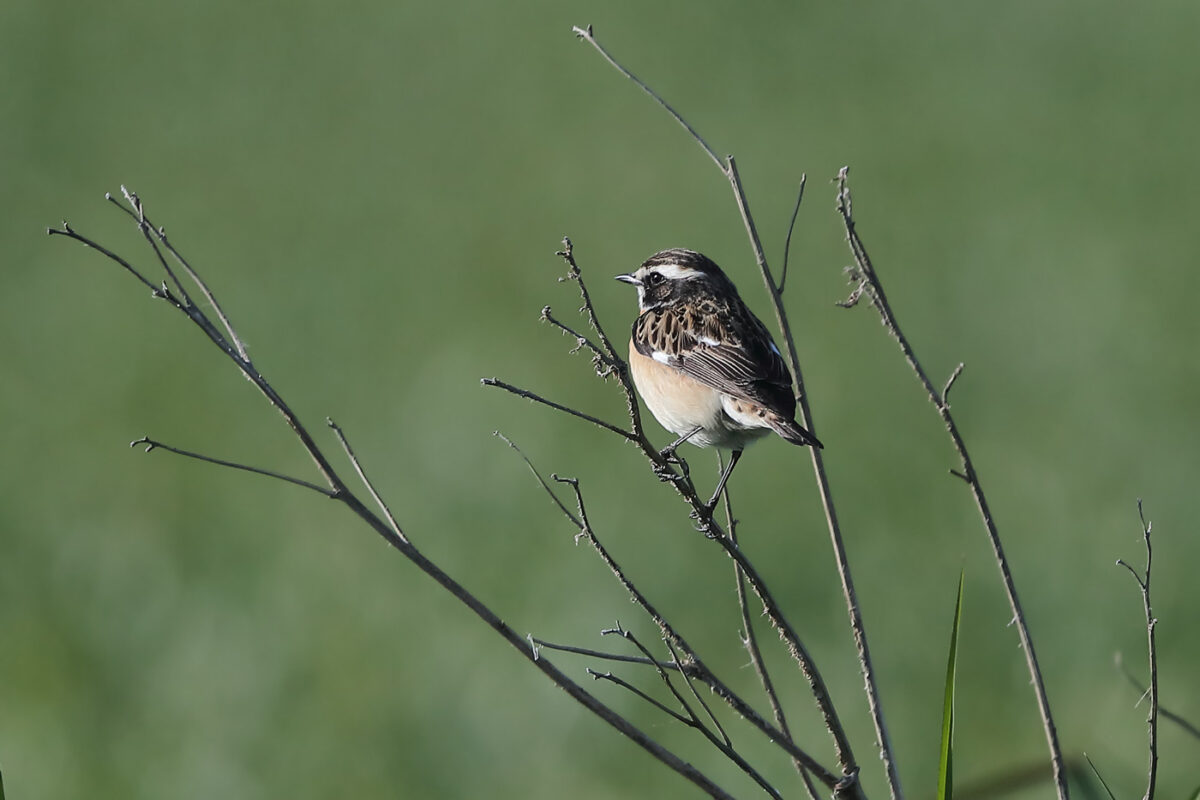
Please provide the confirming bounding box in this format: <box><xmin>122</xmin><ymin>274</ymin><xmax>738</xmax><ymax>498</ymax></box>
<box><xmin>616</xmin><ymin>249</ymin><xmax>822</xmax><ymax>506</ymax></box>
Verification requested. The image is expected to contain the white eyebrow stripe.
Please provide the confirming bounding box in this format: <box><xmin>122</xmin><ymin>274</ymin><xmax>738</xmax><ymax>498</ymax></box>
<box><xmin>650</xmin><ymin>263</ymin><xmax>703</xmax><ymax>281</ymax></box>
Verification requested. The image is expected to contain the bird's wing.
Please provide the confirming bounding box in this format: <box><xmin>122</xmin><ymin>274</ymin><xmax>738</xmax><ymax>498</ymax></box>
<box><xmin>632</xmin><ymin>305</ymin><xmax>796</xmax><ymax>415</ymax></box>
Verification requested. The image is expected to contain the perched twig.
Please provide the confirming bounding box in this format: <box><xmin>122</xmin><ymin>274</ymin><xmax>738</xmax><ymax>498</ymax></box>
<box><xmin>572</xmin><ymin>25</ymin><xmax>893</xmax><ymax>799</ymax></box>
<box><xmin>53</xmin><ymin>193</ymin><xmax>740</xmax><ymax>800</ymax></box>
<box><xmin>499</xmin><ymin>434</ymin><xmax>841</xmax><ymax>787</ymax></box>
<box><xmin>487</xmin><ymin>239</ymin><xmax>859</xmax><ymax>787</ymax></box>
<box><xmin>1116</xmin><ymin>500</ymin><xmax>1158</xmax><ymax>800</ymax></box>
<box><xmin>834</xmin><ymin>167</ymin><xmax>1068</xmax><ymax>800</ymax></box>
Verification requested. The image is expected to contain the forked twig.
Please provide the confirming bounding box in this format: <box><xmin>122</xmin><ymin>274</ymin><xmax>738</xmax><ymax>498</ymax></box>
<box><xmin>52</xmin><ymin>193</ymin><xmax>738</xmax><ymax>800</ymax></box>
<box><xmin>834</xmin><ymin>167</ymin><xmax>1068</xmax><ymax>800</ymax></box>
<box><xmin>539</xmin><ymin>462</ymin><xmax>839</xmax><ymax>787</ymax></box>
<box><xmin>601</xmin><ymin>626</ymin><xmax>784</xmax><ymax>800</ymax></box>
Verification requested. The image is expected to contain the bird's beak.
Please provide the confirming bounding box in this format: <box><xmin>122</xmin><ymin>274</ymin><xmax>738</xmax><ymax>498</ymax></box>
<box><xmin>615</xmin><ymin>273</ymin><xmax>641</xmax><ymax>286</ymax></box>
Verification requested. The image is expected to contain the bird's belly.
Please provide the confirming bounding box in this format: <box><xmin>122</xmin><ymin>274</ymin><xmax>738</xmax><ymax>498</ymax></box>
<box><xmin>629</xmin><ymin>345</ymin><xmax>770</xmax><ymax>450</ymax></box>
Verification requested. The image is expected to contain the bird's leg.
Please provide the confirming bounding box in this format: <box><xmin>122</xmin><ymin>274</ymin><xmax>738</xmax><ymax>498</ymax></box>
<box><xmin>702</xmin><ymin>448</ymin><xmax>743</xmax><ymax>511</ymax></box>
<box><xmin>655</xmin><ymin>427</ymin><xmax>700</xmax><ymax>481</ymax></box>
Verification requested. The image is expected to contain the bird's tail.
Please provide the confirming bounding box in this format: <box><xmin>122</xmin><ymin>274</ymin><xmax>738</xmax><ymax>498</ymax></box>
<box><xmin>771</xmin><ymin>415</ymin><xmax>824</xmax><ymax>449</ymax></box>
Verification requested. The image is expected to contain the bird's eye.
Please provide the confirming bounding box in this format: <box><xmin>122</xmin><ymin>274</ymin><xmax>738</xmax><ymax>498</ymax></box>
<box><xmin>646</xmin><ymin>272</ymin><xmax>665</xmax><ymax>286</ymax></box>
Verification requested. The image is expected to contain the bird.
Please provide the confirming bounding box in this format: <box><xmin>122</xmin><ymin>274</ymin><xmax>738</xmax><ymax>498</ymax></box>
<box><xmin>616</xmin><ymin>248</ymin><xmax>822</xmax><ymax>509</ymax></box>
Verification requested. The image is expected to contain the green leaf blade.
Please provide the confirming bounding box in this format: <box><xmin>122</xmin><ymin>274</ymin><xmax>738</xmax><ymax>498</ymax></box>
<box><xmin>937</xmin><ymin>572</ymin><xmax>965</xmax><ymax>800</ymax></box>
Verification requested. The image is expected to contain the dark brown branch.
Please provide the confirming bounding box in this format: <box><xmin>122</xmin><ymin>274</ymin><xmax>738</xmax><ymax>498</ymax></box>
<box><xmin>55</xmin><ymin>193</ymin><xmax>739</xmax><ymax>800</ymax></box>
<box><xmin>834</xmin><ymin>167</ymin><xmax>1068</xmax><ymax>800</ymax></box>
<box><xmin>1116</xmin><ymin>500</ymin><xmax>1158</xmax><ymax>800</ymax></box>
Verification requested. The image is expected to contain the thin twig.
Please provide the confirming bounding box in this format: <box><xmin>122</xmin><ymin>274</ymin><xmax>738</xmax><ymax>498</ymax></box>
<box><xmin>589</xmin><ymin>668</ymin><xmax>693</xmax><ymax>725</ymax></box>
<box><xmin>834</xmin><ymin>167</ymin><xmax>1068</xmax><ymax>800</ymax></box>
<box><xmin>557</xmin><ymin>237</ymin><xmax>651</xmax><ymax>442</ymax></box>
<box><xmin>607</xmin><ymin>626</ymin><xmax>784</xmax><ymax>800</ymax></box>
<box><xmin>778</xmin><ymin>175</ymin><xmax>807</xmax><ymax>295</ymax></box>
<box><xmin>571</xmin><ymin>26</ymin><xmax>723</xmax><ymax>171</ymax></box>
<box><xmin>108</xmin><ymin>187</ymin><xmax>250</xmax><ymax>361</ymax></box>
<box><xmin>1116</xmin><ymin>652</ymin><xmax>1200</xmax><ymax>742</ymax></box>
<box><xmin>1116</xmin><ymin>500</ymin><xmax>1158</xmax><ymax>800</ymax></box>
<box><xmin>573</xmin><ymin>31</ymin><xmax>883</xmax><ymax>793</ymax></box>
<box><xmin>481</xmin><ymin>378</ymin><xmax>637</xmax><ymax>442</ymax></box>
<box><xmin>129</xmin><ymin>436</ymin><xmax>335</xmax><ymax>496</ymax></box>
<box><xmin>530</xmin><ymin>637</ymin><xmax>687</xmax><ymax>672</ymax></box>
<box><xmin>328</xmin><ymin>418</ymin><xmax>406</xmax><ymax>542</ymax></box>
<box><xmin>545</xmin><ymin>471</ymin><xmax>839</xmax><ymax>788</ymax></box>
<box><xmin>55</xmin><ymin>194</ymin><xmax>740</xmax><ymax>800</ymax></box>
<box><xmin>541</xmin><ymin>305</ymin><xmax>619</xmax><ymax>376</ymax></box>
<box><xmin>500</xmin><ymin>434</ymin><xmax>834</xmax><ymax>783</ymax></box>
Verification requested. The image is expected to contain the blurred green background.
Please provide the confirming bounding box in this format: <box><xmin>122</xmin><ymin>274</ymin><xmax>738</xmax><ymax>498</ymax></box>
<box><xmin>3</xmin><ymin>0</ymin><xmax>1198</xmax><ymax>797</ymax></box>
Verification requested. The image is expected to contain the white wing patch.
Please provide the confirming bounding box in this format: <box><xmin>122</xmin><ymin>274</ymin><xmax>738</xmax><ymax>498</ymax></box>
<box><xmin>651</xmin><ymin>350</ymin><xmax>674</xmax><ymax>365</ymax></box>
<box><xmin>697</xmin><ymin>335</ymin><xmax>721</xmax><ymax>346</ymax></box>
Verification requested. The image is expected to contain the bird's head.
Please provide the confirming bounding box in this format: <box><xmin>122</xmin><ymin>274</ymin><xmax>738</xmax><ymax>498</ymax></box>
<box><xmin>615</xmin><ymin>249</ymin><xmax>736</xmax><ymax>313</ymax></box>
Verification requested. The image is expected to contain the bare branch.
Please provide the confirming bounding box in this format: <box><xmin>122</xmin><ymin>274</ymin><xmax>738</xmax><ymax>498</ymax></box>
<box><xmin>1119</xmin><ymin>500</ymin><xmax>1159</xmax><ymax>800</ymax></box>
<box><xmin>542</xmin><ymin>470</ymin><xmax>839</xmax><ymax>788</ymax></box>
<box><xmin>541</xmin><ymin>305</ymin><xmax>619</xmax><ymax>377</ymax></box>
<box><xmin>130</xmin><ymin>436</ymin><xmax>335</xmax><ymax>497</ymax></box>
<box><xmin>481</xmin><ymin>377</ymin><xmax>637</xmax><ymax>442</ymax></box>
<box><xmin>941</xmin><ymin>363</ymin><xmax>965</xmax><ymax>409</ymax></box>
<box><xmin>108</xmin><ymin>187</ymin><xmax>250</xmax><ymax>361</ymax></box>
<box><xmin>721</xmin><ymin>474</ymin><xmax>819</xmax><ymax>800</ymax></box>
<box><xmin>328</xmin><ymin>418</ymin><xmax>406</xmax><ymax>542</ymax></box>
<box><xmin>530</xmin><ymin>637</ymin><xmax>686</xmax><ymax>672</ymax></box>
<box><xmin>835</xmin><ymin>167</ymin><xmax>1068</xmax><ymax>800</ymax></box>
<box><xmin>571</xmin><ymin>26</ymin><xmax>723</xmax><ymax>171</ymax></box>
<box><xmin>54</xmin><ymin>194</ymin><xmax>741</xmax><ymax>800</ymax></box>
<box><xmin>778</xmin><ymin>175</ymin><xmax>807</xmax><ymax>295</ymax></box>
<box><xmin>606</xmin><ymin>626</ymin><xmax>784</xmax><ymax>800</ymax></box>
<box><xmin>1116</xmin><ymin>652</ymin><xmax>1200</xmax><ymax>742</ymax></box>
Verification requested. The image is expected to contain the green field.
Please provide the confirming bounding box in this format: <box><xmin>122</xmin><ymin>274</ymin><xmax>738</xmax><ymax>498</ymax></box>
<box><xmin>3</xmin><ymin>2</ymin><xmax>1198</xmax><ymax>798</ymax></box>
